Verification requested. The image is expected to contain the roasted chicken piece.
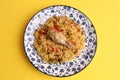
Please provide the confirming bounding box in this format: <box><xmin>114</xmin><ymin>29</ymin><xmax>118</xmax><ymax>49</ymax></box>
<box><xmin>47</xmin><ymin>29</ymin><xmax>75</xmax><ymax>49</ymax></box>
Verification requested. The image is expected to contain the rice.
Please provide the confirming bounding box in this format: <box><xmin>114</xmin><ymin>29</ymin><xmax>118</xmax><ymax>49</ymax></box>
<box><xmin>34</xmin><ymin>16</ymin><xmax>85</xmax><ymax>64</ymax></box>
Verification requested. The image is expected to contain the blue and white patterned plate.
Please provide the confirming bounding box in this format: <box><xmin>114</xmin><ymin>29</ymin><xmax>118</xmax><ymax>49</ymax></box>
<box><xmin>24</xmin><ymin>5</ymin><xmax>97</xmax><ymax>77</ymax></box>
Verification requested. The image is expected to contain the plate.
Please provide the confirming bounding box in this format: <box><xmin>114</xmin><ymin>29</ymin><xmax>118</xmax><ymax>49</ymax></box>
<box><xmin>24</xmin><ymin>5</ymin><xmax>97</xmax><ymax>77</ymax></box>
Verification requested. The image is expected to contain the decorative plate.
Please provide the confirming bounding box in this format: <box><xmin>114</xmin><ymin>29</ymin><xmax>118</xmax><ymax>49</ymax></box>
<box><xmin>24</xmin><ymin>5</ymin><xmax>97</xmax><ymax>77</ymax></box>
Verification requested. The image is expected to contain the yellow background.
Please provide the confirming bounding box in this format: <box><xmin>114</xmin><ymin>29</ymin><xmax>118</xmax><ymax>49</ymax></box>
<box><xmin>0</xmin><ymin>0</ymin><xmax>120</xmax><ymax>80</ymax></box>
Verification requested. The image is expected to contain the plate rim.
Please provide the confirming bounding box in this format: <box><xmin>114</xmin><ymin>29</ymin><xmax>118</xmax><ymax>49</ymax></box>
<box><xmin>23</xmin><ymin>5</ymin><xmax>98</xmax><ymax>77</ymax></box>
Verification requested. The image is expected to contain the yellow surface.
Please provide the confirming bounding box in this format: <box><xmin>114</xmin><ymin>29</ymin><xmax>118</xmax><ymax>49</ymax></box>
<box><xmin>0</xmin><ymin>0</ymin><xmax>120</xmax><ymax>80</ymax></box>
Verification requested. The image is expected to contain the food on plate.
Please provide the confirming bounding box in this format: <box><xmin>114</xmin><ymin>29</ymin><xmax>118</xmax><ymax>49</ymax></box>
<box><xmin>34</xmin><ymin>16</ymin><xmax>85</xmax><ymax>64</ymax></box>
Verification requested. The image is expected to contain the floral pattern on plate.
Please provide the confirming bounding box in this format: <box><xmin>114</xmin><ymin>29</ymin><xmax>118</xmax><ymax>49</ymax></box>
<box><xmin>24</xmin><ymin>5</ymin><xmax>97</xmax><ymax>77</ymax></box>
